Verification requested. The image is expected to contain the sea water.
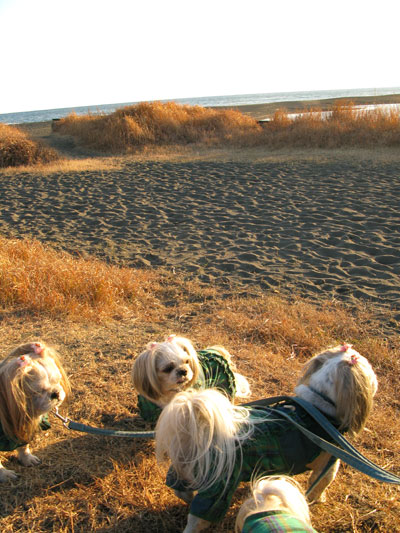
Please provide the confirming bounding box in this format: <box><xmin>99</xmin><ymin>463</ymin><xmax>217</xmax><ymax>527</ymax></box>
<box><xmin>1</xmin><ymin>86</ymin><xmax>400</xmax><ymax>125</ymax></box>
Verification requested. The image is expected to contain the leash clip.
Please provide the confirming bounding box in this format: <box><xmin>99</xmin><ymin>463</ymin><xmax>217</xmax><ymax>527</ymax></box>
<box><xmin>52</xmin><ymin>406</ymin><xmax>71</xmax><ymax>428</ymax></box>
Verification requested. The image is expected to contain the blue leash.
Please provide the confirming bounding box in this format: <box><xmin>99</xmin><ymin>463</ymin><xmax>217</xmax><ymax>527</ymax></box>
<box><xmin>243</xmin><ymin>395</ymin><xmax>400</xmax><ymax>486</ymax></box>
<box><xmin>52</xmin><ymin>408</ymin><xmax>155</xmax><ymax>438</ymax></box>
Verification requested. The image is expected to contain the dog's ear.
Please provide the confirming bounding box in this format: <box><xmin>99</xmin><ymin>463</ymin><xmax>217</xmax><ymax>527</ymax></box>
<box><xmin>0</xmin><ymin>358</ymin><xmax>35</xmax><ymax>442</ymax></box>
<box><xmin>334</xmin><ymin>359</ymin><xmax>376</xmax><ymax>435</ymax></box>
<box><xmin>132</xmin><ymin>350</ymin><xmax>161</xmax><ymax>401</ymax></box>
<box><xmin>296</xmin><ymin>353</ymin><xmax>326</xmax><ymax>386</ymax></box>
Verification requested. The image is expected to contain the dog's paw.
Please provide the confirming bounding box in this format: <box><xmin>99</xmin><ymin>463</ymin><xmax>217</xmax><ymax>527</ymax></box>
<box><xmin>17</xmin><ymin>451</ymin><xmax>41</xmax><ymax>467</ymax></box>
<box><xmin>0</xmin><ymin>467</ymin><xmax>19</xmax><ymax>482</ymax></box>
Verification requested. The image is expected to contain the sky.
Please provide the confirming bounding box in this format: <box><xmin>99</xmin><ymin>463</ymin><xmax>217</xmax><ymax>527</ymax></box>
<box><xmin>0</xmin><ymin>0</ymin><xmax>399</xmax><ymax>114</ymax></box>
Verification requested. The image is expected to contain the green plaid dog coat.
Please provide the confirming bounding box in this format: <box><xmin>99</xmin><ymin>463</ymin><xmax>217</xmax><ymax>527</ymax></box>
<box><xmin>137</xmin><ymin>348</ymin><xmax>237</xmax><ymax>423</ymax></box>
<box><xmin>166</xmin><ymin>399</ymin><xmax>341</xmax><ymax>523</ymax></box>
<box><xmin>0</xmin><ymin>414</ymin><xmax>51</xmax><ymax>451</ymax></box>
<box><xmin>242</xmin><ymin>510</ymin><xmax>318</xmax><ymax>532</ymax></box>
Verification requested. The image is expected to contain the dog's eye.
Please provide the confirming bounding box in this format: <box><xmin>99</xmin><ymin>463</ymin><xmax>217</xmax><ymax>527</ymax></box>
<box><xmin>162</xmin><ymin>364</ymin><xmax>175</xmax><ymax>373</ymax></box>
<box><xmin>184</xmin><ymin>359</ymin><xmax>190</xmax><ymax>365</ymax></box>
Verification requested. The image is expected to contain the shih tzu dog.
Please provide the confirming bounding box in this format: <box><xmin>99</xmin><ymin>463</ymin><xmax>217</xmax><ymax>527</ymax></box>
<box><xmin>0</xmin><ymin>341</ymin><xmax>70</xmax><ymax>482</ymax></box>
<box><xmin>235</xmin><ymin>476</ymin><xmax>317</xmax><ymax>533</ymax></box>
<box><xmin>156</xmin><ymin>344</ymin><xmax>377</xmax><ymax>532</ymax></box>
<box><xmin>132</xmin><ymin>334</ymin><xmax>250</xmax><ymax>422</ymax></box>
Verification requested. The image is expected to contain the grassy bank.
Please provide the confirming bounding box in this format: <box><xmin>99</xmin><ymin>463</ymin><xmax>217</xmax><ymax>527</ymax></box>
<box><xmin>1</xmin><ymin>237</ymin><xmax>399</xmax><ymax>531</ymax></box>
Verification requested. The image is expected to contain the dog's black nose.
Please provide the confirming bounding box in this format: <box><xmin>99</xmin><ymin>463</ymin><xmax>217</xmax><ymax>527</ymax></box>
<box><xmin>50</xmin><ymin>391</ymin><xmax>59</xmax><ymax>400</ymax></box>
<box><xmin>177</xmin><ymin>369</ymin><xmax>187</xmax><ymax>377</ymax></box>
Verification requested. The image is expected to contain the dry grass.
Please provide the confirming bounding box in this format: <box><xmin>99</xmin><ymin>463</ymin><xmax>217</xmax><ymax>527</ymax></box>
<box><xmin>0</xmin><ymin>237</ymin><xmax>399</xmax><ymax>532</ymax></box>
<box><xmin>2</xmin><ymin>101</ymin><xmax>400</xmax><ymax>169</ymax></box>
<box><xmin>263</xmin><ymin>102</ymin><xmax>400</xmax><ymax>148</ymax></box>
<box><xmin>0</xmin><ymin>123</ymin><xmax>59</xmax><ymax>168</ymax></box>
<box><xmin>52</xmin><ymin>101</ymin><xmax>261</xmax><ymax>152</ymax></box>
<box><xmin>51</xmin><ymin>101</ymin><xmax>400</xmax><ymax>154</ymax></box>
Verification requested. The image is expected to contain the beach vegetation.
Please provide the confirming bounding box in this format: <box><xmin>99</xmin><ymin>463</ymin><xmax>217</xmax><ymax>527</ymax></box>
<box><xmin>0</xmin><ymin>236</ymin><xmax>399</xmax><ymax>531</ymax></box>
<box><xmin>51</xmin><ymin>100</ymin><xmax>400</xmax><ymax>153</ymax></box>
<box><xmin>0</xmin><ymin>123</ymin><xmax>59</xmax><ymax>168</ymax></box>
<box><xmin>52</xmin><ymin>101</ymin><xmax>261</xmax><ymax>152</ymax></box>
<box><xmin>264</xmin><ymin>101</ymin><xmax>400</xmax><ymax>148</ymax></box>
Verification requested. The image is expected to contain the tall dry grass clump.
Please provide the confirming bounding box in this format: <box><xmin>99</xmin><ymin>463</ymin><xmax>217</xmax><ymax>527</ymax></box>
<box><xmin>262</xmin><ymin>102</ymin><xmax>400</xmax><ymax>148</ymax></box>
<box><xmin>0</xmin><ymin>236</ymin><xmax>165</xmax><ymax>321</ymax></box>
<box><xmin>0</xmin><ymin>123</ymin><xmax>59</xmax><ymax>167</ymax></box>
<box><xmin>53</xmin><ymin>101</ymin><xmax>261</xmax><ymax>152</ymax></box>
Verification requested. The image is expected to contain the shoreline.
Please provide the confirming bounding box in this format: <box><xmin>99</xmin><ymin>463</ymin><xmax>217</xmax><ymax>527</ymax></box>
<box><xmin>215</xmin><ymin>93</ymin><xmax>400</xmax><ymax>120</ymax></box>
<box><xmin>13</xmin><ymin>93</ymin><xmax>400</xmax><ymax>130</ymax></box>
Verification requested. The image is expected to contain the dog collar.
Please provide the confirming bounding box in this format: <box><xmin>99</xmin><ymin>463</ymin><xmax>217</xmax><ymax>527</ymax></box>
<box><xmin>308</xmin><ymin>386</ymin><xmax>336</xmax><ymax>408</ymax></box>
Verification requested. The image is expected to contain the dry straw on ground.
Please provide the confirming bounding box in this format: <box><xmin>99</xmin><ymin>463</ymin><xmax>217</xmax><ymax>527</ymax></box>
<box><xmin>1</xmin><ymin>237</ymin><xmax>399</xmax><ymax>532</ymax></box>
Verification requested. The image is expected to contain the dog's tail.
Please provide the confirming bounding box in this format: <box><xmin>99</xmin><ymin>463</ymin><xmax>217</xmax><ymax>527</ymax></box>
<box><xmin>235</xmin><ymin>476</ymin><xmax>312</xmax><ymax>532</ymax></box>
<box><xmin>234</xmin><ymin>372</ymin><xmax>251</xmax><ymax>398</ymax></box>
<box><xmin>155</xmin><ymin>388</ymin><xmax>253</xmax><ymax>493</ymax></box>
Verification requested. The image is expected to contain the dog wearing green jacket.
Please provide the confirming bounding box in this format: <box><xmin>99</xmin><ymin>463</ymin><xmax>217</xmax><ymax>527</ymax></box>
<box><xmin>235</xmin><ymin>476</ymin><xmax>318</xmax><ymax>533</ymax></box>
<box><xmin>155</xmin><ymin>345</ymin><xmax>377</xmax><ymax>532</ymax></box>
<box><xmin>132</xmin><ymin>335</ymin><xmax>250</xmax><ymax>423</ymax></box>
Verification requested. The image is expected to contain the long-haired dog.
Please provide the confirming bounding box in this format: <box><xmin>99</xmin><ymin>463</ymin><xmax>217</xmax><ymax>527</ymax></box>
<box><xmin>156</xmin><ymin>344</ymin><xmax>377</xmax><ymax>532</ymax></box>
<box><xmin>132</xmin><ymin>334</ymin><xmax>250</xmax><ymax>422</ymax></box>
<box><xmin>0</xmin><ymin>342</ymin><xmax>70</xmax><ymax>482</ymax></box>
<box><xmin>235</xmin><ymin>476</ymin><xmax>317</xmax><ymax>533</ymax></box>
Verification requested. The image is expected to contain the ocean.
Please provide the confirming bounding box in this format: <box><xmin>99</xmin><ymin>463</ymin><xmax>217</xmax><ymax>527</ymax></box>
<box><xmin>1</xmin><ymin>86</ymin><xmax>400</xmax><ymax>125</ymax></box>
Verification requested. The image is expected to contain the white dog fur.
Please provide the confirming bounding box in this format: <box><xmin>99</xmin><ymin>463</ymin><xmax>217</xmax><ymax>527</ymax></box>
<box><xmin>156</xmin><ymin>344</ymin><xmax>377</xmax><ymax>532</ymax></box>
<box><xmin>132</xmin><ymin>334</ymin><xmax>250</xmax><ymax>410</ymax></box>
<box><xmin>0</xmin><ymin>341</ymin><xmax>70</xmax><ymax>482</ymax></box>
<box><xmin>235</xmin><ymin>476</ymin><xmax>315</xmax><ymax>532</ymax></box>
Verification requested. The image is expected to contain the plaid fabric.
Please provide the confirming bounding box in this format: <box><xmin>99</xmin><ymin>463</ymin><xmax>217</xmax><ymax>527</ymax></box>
<box><xmin>0</xmin><ymin>414</ymin><xmax>51</xmax><ymax>451</ymax></box>
<box><xmin>242</xmin><ymin>511</ymin><xmax>318</xmax><ymax>532</ymax></box>
<box><xmin>197</xmin><ymin>349</ymin><xmax>237</xmax><ymax>397</ymax></box>
<box><xmin>137</xmin><ymin>394</ymin><xmax>162</xmax><ymax>424</ymax></box>
<box><xmin>137</xmin><ymin>349</ymin><xmax>237</xmax><ymax>423</ymax></box>
<box><xmin>167</xmin><ymin>400</ymin><xmax>340</xmax><ymax>523</ymax></box>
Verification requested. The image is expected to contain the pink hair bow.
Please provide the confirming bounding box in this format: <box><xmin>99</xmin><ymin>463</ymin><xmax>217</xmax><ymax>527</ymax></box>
<box><xmin>349</xmin><ymin>354</ymin><xmax>359</xmax><ymax>366</ymax></box>
<box><xmin>166</xmin><ymin>334</ymin><xmax>176</xmax><ymax>342</ymax></box>
<box><xmin>340</xmin><ymin>344</ymin><xmax>352</xmax><ymax>352</ymax></box>
<box><xmin>32</xmin><ymin>342</ymin><xmax>44</xmax><ymax>355</ymax></box>
<box><xmin>17</xmin><ymin>355</ymin><xmax>32</xmax><ymax>368</ymax></box>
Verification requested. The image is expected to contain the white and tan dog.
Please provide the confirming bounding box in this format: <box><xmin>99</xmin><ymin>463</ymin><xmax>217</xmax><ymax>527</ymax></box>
<box><xmin>156</xmin><ymin>344</ymin><xmax>377</xmax><ymax>532</ymax></box>
<box><xmin>236</xmin><ymin>476</ymin><xmax>317</xmax><ymax>533</ymax></box>
<box><xmin>132</xmin><ymin>334</ymin><xmax>250</xmax><ymax>422</ymax></box>
<box><xmin>0</xmin><ymin>342</ymin><xmax>70</xmax><ymax>482</ymax></box>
